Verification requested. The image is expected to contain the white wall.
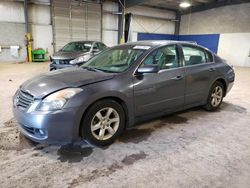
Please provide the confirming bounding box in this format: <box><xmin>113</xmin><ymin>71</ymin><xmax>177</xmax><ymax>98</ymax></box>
<box><xmin>0</xmin><ymin>1</ymin><xmax>25</xmax><ymax>23</ymax></box>
<box><xmin>102</xmin><ymin>3</ymin><xmax>176</xmax><ymax>45</ymax></box>
<box><xmin>218</xmin><ymin>33</ymin><xmax>250</xmax><ymax>67</ymax></box>
<box><xmin>0</xmin><ymin>2</ymin><xmax>26</xmax><ymax>62</ymax></box>
<box><xmin>180</xmin><ymin>3</ymin><xmax>250</xmax><ymax>67</ymax></box>
<box><xmin>180</xmin><ymin>3</ymin><xmax>250</xmax><ymax>34</ymax></box>
<box><xmin>126</xmin><ymin>6</ymin><xmax>176</xmax><ymax>42</ymax></box>
<box><xmin>29</xmin><ymin>4</ymin><xmax>53</xmax><ymax>55</ymax></box>
<box><xmin>29</xmin><ymin>4</ymin><xmax>51</xmax><ymax>25</ymax></box>
<box><xmin>0</xmin><ymin>1</ymin><xmax>53</xmax><ymax>62</ymax></box>
<box><xmin>31</xmin><ymin>25</ymin><xmax>53</xmax><ymax>55</ymax></box>
<box><xmin>102</xmin><ymin>1</ymin><xmax>118</xmax><ymax>47</ymax></box>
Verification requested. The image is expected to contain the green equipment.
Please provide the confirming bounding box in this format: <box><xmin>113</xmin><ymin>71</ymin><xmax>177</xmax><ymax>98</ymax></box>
<box><xmin>32</xmin><ymin>48</ymin><xmax>47</xmax><ymax>62</ymax></box>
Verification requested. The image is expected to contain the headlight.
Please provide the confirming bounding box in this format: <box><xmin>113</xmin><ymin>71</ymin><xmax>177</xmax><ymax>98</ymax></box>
<box><xmin>36</xmin><ymin>88</ymin><xmax>82</xmax><ymax>111</ymax></box>
<box><xmin>69</xmin><ymin>56</ymin><xmax>88</xmax><ymax>64</ymax></box>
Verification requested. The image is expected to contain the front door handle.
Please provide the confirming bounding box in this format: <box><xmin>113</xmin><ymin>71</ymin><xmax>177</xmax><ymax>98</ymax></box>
<box><xmin>171</xmin><ymin>75</ymin><xmax>183</xmax><ymax>81</ymax></box>
<box><xmin>208</xmin><ymin>67</ymin><xmax>216</xmax><ymax>72</ymax></box>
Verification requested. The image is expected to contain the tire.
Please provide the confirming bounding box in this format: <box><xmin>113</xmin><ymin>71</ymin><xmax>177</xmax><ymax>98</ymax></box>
<box><xmin>81</xmin><ymin>99</ymin><xmax>125</xmax><ymax>146</ymax></box>
<box><xmin>204</xmin><ymin>81</ymin><xmax>225</xmax><ymax>111</ymax></box>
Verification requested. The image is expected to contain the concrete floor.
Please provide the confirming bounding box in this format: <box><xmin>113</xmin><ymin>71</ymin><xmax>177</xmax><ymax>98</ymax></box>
<box><xmin>0</xmin><ymin>63</ymin><xmax>250</xmax><ymax>188</ymax></box>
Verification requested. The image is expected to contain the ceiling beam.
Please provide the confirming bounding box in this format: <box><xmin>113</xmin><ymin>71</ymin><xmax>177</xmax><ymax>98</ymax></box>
<box><xmin>140</xmin><ymin>4</ymin><xmax>177</xmax><ymax>12</ymax></box>
<box><xmin>181</xmin><ymin>0</ymin><xmax>250</xmax><ymax>15</ymax></box>
<box><xmin>125</xmin><ymin>0</ymin><xmax>148</xmax><ymax>8</ymax></box>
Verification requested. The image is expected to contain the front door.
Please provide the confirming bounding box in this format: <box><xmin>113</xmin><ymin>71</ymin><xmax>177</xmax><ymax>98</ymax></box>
<box><xmin>133</xmin><ymin>45</ymin><xmax>185</xmax><ymax>116</ymax></box>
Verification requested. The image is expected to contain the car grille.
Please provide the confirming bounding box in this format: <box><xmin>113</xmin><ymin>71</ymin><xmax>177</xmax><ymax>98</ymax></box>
<box><xmin>16</xmin><ymin>90</ymin><xmax>34</xmax><ymax>109</ymax></box>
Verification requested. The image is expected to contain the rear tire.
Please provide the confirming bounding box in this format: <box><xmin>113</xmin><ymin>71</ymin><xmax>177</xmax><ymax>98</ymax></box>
<box><xmin>81</xmin><ymin>99</ymin><xmax>125</xmax><ymax>146</ymax></box>
<box><xmin>204</xmin><ymin>81</ymin><xmax>225</xmax><ymax>111</ymax></box>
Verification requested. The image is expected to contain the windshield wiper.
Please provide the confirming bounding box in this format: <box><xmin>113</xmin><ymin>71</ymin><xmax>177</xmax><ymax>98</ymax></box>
<box><xmin>82</xmin><ymin>66</ymin><xmax>118</xmax><ymax>73</ymax></box>
<box><xmin>82</xmin><ymin>66</ymin><xmax>98</xmax><ymax>72</ymax></box>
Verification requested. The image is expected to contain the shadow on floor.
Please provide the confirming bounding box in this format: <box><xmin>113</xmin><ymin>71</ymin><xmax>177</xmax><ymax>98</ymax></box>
<box><xmin>2</xmin><ymin>102</ymin><xmax>246</xmax><ymax>162</ymax></box>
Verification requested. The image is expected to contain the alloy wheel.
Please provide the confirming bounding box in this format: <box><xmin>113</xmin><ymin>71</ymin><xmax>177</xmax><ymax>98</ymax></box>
<box><xmin>90</xmin><ymin>107</ymin><xmax>120</xmax><ymax>140</ymax></box>
<box><xmin>211</xmin><ymin>86</ymin><xmax>223</xmax><ymax>107</ymax></box>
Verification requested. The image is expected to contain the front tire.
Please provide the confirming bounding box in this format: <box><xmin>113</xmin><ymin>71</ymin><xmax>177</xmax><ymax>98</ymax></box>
<box><xmin>204</xmin><ymin>81</ymin><xmax>225</xmax><ymax>111</ymax></box>
<box><xmin>81</xmin><ymin>99</ymin><xmax>125</xmax><ymax>146</ymax></box>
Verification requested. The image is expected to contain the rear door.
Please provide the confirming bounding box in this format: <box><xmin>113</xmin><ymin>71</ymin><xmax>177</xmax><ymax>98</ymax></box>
<box><xmin>133</xmin><ymin>45</ymin><xmax>185</xmax><ymax>116</ymax></box>
<box><xmin>181</xmin><ymin>45</ymin><xmax>215</xmax><ymax>106</ymax></box>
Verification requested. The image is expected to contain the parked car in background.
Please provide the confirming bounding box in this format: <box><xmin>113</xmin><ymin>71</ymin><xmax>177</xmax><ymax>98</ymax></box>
<box><xmin>13</xmin><ymin>41</ymin><xmax>235</xmax><ymax>146</ymax></box>
<box><xmin>49</xmin><ymin>41</ymin><xmax>107</xmax><ymax>71</ymax></box>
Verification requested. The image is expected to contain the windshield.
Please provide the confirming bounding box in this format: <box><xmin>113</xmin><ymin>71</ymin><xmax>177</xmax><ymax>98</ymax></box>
<box><xmin>60</xmin><ymin>42</ymin><xmax>92</xmax><ymax>52</ymax></box>
<box><xmin>82</xmin><ymin>46</ymin><xmax>146</xmax><ymax>73</ymax></box>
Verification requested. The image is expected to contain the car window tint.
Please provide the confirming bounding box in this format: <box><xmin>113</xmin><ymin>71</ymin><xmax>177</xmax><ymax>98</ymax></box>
<box><xmin>142</xmin><ymin>45</ymin><xmax>179</xmax><ymax>70</ymax></box>
<box><xmin>182</xmin><ymin>46</ymin><xmax>207</xmax><ymax>66</ymax></box>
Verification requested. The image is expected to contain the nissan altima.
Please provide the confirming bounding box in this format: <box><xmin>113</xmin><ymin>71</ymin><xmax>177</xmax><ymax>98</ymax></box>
<box><xmin>13</xmin><ymin>41</ymin><xmax>235</xmax><ymax>146</ymax></box>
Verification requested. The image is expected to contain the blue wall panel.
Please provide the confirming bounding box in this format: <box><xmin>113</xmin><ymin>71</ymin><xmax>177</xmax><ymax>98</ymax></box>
<box><xmin>178</xmin><ymin>34</ymin><xmax>220</xmax><ymax>53</ymax></box>
<box><xmin>137</xmin><ymin>33</ymin><xmax>178</xmax><ymax>41</ymax></box>
<box><xmin>137</xmin><ymin>33</ymin><xmax>220</xmax><ymax>53</ymax></box>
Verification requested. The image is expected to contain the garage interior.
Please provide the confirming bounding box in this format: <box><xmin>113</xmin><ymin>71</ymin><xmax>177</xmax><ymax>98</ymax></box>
<box><xmin>0</xmin><ymin>0</ymin><xmax>250</xmax><ymax>187</ymax></box>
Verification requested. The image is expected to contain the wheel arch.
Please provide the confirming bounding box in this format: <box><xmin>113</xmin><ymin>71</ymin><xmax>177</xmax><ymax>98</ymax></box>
<box><xmin>214</xmin><ymin>78</ymin><xmax>227</xmax><ymax>97</ymax></box>
<box><xmin>78</xmin><ymin>96</ymin><xmax>130</xmax><ymax>138</ymax></box>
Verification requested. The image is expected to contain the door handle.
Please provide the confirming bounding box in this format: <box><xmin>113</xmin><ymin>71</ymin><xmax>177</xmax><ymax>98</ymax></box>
<box><xmin>171</xmin><ymin>75</ymin><xmax>183</xmax><ymax>80</ymax></box>
<box><xmin>208</xmin><ymin>67</ymin><xmax>216</xmax><ymax>72</ymax></box>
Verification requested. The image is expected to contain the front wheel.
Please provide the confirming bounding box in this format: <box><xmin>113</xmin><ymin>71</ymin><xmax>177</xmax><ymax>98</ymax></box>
<box><xmin>204</xmin><ymin>81</ymin><xmax>225</xmax><ymax>111</ymax></box>
<box><xmin>81</xmin><ymin>99</ymin><xmax>125</xmax><ymax>146</ymax></box>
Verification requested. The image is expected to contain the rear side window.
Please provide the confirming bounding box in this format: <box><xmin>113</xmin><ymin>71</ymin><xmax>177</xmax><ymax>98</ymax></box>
<box><xmin>182</xmin><ymin>46</ymin><xmax>207</xmax><ymax>66</ymax></box>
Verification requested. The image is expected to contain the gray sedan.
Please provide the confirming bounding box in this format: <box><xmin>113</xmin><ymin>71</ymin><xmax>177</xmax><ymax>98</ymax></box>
<box><xmin>49</xmin><ymin>41</ymin><xmax>107</xmax><ymax>71</ymax></box>
<box><xmin>13</xmin><ymin>41</ymin><xmax>235</xmax><ymax>146</ymax></box>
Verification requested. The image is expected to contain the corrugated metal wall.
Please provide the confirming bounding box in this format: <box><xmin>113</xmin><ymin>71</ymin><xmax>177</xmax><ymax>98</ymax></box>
<box><xmin>102</xmin><ymin>1</ymin><xmax>119</xmax><ymax>47</ymax></box>
<box><xmin>0</xmin><ymin>1</ymin><xmax>26</xmax><ymax>62</ymax></box>
<box><xmin>0</xmin><ymin>1</ymin><xmax>53</xmax><ymax>62</ymax></box>
<box><xmin>29</xmin><ymin>4</ymin><xmax>53</xmax><ymax>56</ymax></box>
<box><xmin>52</xmin><ymin>0</ymin><xmax>101</xmax><ymax>51</ymax></box>
<box><xmin>126</xmin><ymin>6</ymin><xmax>176</xmax><ymax>42</ymax></box>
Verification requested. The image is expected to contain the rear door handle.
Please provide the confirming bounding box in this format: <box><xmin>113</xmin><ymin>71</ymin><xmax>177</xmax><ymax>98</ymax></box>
<box><xmin>171</xmin><ymin>75</ymin><xmax>183</xmax><ymax>80</ymax></box>
<box><xmin>208</xmin><ymin>67</ymin><xmax>216</xmax><ymax>72</ymax></box>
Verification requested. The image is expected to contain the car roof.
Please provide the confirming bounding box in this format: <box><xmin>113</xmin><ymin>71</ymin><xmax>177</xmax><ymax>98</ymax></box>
<box><xmin>118</xmin><ymin>40</ymin><xmax>213</xmax><ymax>53</ymax></box>
<box><xmin>121</xmin><ymin>40</ymin><xmax>197</xmax><ymax>47</ymax></box>
<box><xmin>69</xmin><ymin>41</ymin><xmax>102</xmax><ymax>44</ymax></box>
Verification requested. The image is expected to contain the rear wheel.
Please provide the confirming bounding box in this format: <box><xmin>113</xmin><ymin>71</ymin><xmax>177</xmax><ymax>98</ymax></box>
<box><xmin>81</xmin><ymin>99</ymin><xmax>125</xmax><ymax>146</ymax></box>
<box><xmin>204</xmin><ymin>81</ymin><xmax>225</xmax><ymax>111</ymax></box>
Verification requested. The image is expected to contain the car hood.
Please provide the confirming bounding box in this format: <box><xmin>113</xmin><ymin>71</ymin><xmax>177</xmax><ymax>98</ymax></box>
<box><xmin>20</xmin><ymin>68</ymin><xmax>116</xmax><ymax>99</ymax></box>
<box><xmin>51</xmin><ymin>51</ymin><xmax>89</xmax><ymax>60</ymax></box>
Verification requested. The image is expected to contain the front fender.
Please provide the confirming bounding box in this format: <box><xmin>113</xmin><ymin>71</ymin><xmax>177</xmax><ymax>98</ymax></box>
<box><xmin>65</xmin><ymin>79</ymin><xmax>134</xmax><ymax>138</ymax></box>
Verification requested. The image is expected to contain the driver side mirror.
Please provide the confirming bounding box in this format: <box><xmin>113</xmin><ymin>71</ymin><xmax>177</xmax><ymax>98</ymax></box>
<box><xmin>137</xmin><ymin>64</ymin><xmax>159</xmax><ymax>74</ymax></box>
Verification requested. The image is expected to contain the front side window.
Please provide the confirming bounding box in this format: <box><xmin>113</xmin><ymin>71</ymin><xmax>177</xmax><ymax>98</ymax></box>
<box><xmin>60</xmin><ymin>42</ymin><xmax>92</xmax><ymax>52</ymax></box>
<box><xmin>182</xmin><ymin>46</ymin><xmax>207</xmax><ymax>66</ymax></box>
<box><xmin>98</xmin><ymin>43</ymin><xmax>107</xmax><ymax>51</ymax></box>
<box><xmin>83</xmin><ymin>46</ymin><xmax>146</xmax><ymax>73</ymax></box>
<box><xmin>142</xmin><ymin>45</ymin><xmax>179</xmax><ymax>70</ymax></box>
